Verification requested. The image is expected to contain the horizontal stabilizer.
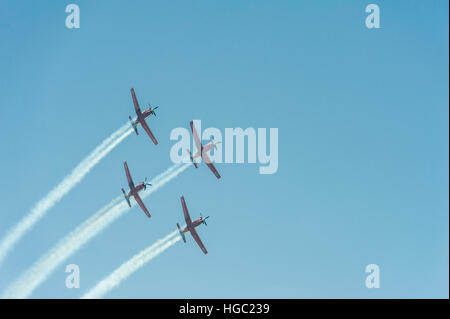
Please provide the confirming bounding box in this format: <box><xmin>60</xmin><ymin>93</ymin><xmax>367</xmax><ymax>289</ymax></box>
<box><xmin>186</xmin><ymin>149</ymin><xmax>198</xmax><ymax>168</ymax></box>
<box><xmin>129</xmin><ymin>116</ymin><xmax>139</xmax><ymax>135</ymax></box>
<box><xmin>177</xmin><ymin>223</ymin><xmax>186</xmax><ymax>243</ymax></box>
<box><xmin>121</xmin><ymin>188</ymin><xmax>131</xmax><ymax>207</ymax></box>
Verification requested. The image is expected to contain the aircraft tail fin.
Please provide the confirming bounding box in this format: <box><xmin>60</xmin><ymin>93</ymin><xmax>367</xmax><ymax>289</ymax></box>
<box><xmin>186</xmin><ymin>149</ymin><xmax>198</xmax><ymax>168</ymax></box>
<box><xmin>122</xmin><ymin>188</ymin><xmax>131</xmax><ymax>207</ymax></box>
<box><xmin>129</xmin><ymin>116</ymin><xmax>139</xmax><ymax>135</ymax></box>
<box><xmin>177</xmin><ymin>223</ymin><xmax>186</xmax><ymax>243</ymax></box>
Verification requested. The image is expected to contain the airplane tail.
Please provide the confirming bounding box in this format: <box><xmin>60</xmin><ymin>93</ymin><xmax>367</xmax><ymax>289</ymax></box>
<box><xmin>129</xmin><ymin>116</ymin><xmax>139</xmax><ymax>135</ymax></box>
<box><xmin>186</xmin><ymin>149</ymin><xmax>198</xmax><ymax>168</ymax></box>
<box><xmin>121</xmin><ymin>188</ymin><xmax>131</xmax><ymax>207</ymax></box>
<box><xmin>177</xmin><ymin>223</ymin><xmax>186</xmax><ymax>243</ymax></box>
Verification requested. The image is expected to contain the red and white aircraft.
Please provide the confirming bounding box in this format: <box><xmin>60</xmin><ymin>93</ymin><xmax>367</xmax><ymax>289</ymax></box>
<box><xmin>121</xmin><ymin>161</ymin><xmax>151</xmax><ymax>218</ymax></box>
<box><xmin>187</xmin><ymin>121</ymin><xmax>221</xmax><ymax>179</ymax></box>
<box><xmin>129</xmin><ymin>88</ymin><xmax>159</xmax><ymax>145</ymax></box>
<box><xmin>176</xmin><ymin>196</ymin><xmax>209</xmax><ymax>255</ymax></box>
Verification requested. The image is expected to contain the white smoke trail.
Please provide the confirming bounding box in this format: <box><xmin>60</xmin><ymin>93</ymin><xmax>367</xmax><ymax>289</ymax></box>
<box><xmin>82</xmin><ymin>230</ymin><xmax>181</xmax><ymax>299</ymax></box>
<box><xmin>2</xmin><ymin>162</ymin><xmax>190</xmax><ymax>299</ymax></box>
<box><xmin>0</xmin><ymin>123</ymin><xmax>133</xmax><ymax>266</ymax></box>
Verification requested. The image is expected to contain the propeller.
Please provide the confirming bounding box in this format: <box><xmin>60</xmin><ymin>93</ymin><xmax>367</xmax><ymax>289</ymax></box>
<box><xmin>200</xmin><ymin>213</ymin><xmax>210</xmax><ymax>226</ymax></box>
<box><xmin>213</xmin><ymin>140</ymin><xmax>222</xmax><ymax>150</ymax></box>
<box><xmin>143</xmin><ymin>177</ymin><xmax>152</xmax><ymax>190</ymax></box>
<box><xmin>148</xmin><ymin>104</ymin><xmax>159</xmax><ymax>116</ymax></box>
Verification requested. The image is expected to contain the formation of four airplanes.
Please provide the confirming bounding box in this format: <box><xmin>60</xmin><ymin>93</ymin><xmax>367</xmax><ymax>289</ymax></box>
<box><xmin>121</xmin><ymin>88</ymin><xmax>221</xmax><ymax>255</ymax></box>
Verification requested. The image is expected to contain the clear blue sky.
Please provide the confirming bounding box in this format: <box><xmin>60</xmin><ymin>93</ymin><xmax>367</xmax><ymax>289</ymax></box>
<box><xmin>0</xmin><ymin>0</ymin><xmax>448</xmax><ymax>298</ymax></box>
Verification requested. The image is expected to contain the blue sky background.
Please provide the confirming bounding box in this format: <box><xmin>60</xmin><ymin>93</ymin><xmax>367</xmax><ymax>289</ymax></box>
<box><xmin>0</xmin><ymin>0</ymin><xmax>448</xmax><ymax>298</ymax></box>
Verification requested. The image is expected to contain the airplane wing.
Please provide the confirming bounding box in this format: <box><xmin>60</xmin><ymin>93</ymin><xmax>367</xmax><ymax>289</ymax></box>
<box><xmin>190</xmin><ymin>227</ymin><xmax>208</xmax><ymax>255</ymax></box>
<box><xmin>190</xmin><ymin>121</ymin><xmax>202</xmax><ymax>152</ymax></box>
<box><xmin>202</xmin><ymin>153</ymin><xmax>221</xmax><ymax>179</ymax></box>
<box><xmin>180</xmin><ymin>196</ymin><xmax>192</xmax><ymax>226</ymax></box>
<box><xmin>180</xmin><ymin>196</ymin><xmax>208</xmax><ymax>254</ymax></box>
<box><xmin>140</xmin><ymin>119</ymin><xmax>158</xmax><ymax>145</ymax></box>
<box><xmin>130</xmin><ymin>88</ymin><xmax>142</xmax><ymax>117</ymax></box>
<box><xmin>133</xmin><ymin>193</ymin><xmax>151</xmax><ymax>218</ymax></box>
<box><xmin>124</xmin><ymin>162</ymin><xmax>135</xmax><ymax>188</ymax></box>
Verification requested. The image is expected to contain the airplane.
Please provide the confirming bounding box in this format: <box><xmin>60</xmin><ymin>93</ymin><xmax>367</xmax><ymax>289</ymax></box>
<box><xmin>176</xmin><ymin>196</ymin><xmax>209</xmax><ymax>255</ymax></box>
<box><xmin>187</xmin><ymin>121</ymin><xmax>221</xmax><ymax>179</ymax></box>
<box><xmin>121</xmin><ymin>161</ymin><xmax>152</xmax><ymax>218</ymax></box>
<box><xmin>129</xmin><ymin>88</ymin><xmax>159</xmax><ymax>145</ymax></box>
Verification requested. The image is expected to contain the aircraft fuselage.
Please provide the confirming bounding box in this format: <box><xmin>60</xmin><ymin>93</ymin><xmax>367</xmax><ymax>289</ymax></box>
<box><xmin>192</xmin><ymin>142</ymin><xmax>216</xmax><ymax>159</ymax></box>
<box><xmin>131</xmin><ymin>109</ymin><xmax>153</xmax><ymax>127</ymax></box>
<box><xmin>126</xmin><ymin>182</ymin><xmax>146</xmax><ymax>197</ymax></box>
<box><xmin>181</xmin><ymin>218</ymin><xmax>204</xmax><ymax>233</ymax></box>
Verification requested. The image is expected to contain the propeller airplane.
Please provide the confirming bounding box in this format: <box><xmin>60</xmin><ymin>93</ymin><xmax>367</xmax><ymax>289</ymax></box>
<box><xmin>121</xmin><ymin>161</ymin><xmax>152</xmax><ymax>218</ymax></box>
<box><xmin>176</xmin><ymin>196</ymin><xmax>209</xmax><ymax>255</ymax></box>
<box><xmin>128</xmin><ymin>88</ymin><xmax>159</xmax><ymax>145</ymax></box>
